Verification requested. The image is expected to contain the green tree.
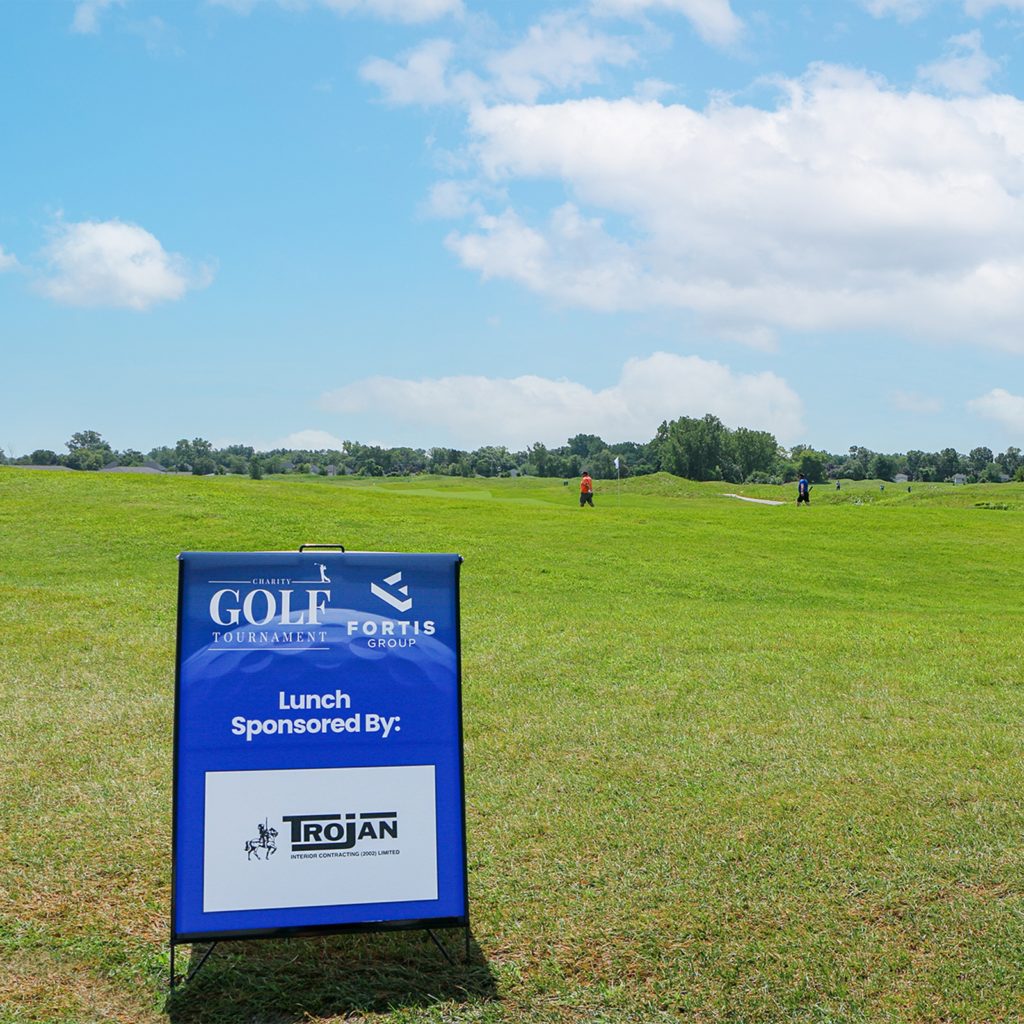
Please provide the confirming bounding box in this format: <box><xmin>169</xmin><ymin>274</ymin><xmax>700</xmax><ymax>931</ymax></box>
<box><xmin>589</xmin><ymin>449</ymin><xmax>616</xmax><ymax>480</ymax></box>
<box><xmin>868</xmin><ymin>453</ymin><xmax>897</xmax><ymax>481</ymax></box>
<box><xmin>147</xmin><ymin>446</ymin><xmax>176</xmax><ymax>469</ymax></box>
<box><xmin>248</xmin><ymin>458</ymin><xmax>263</xmax><ymax>480</ymax></box>
<box><xmin>471</xmin><ymin>445</ymin><xmax>514</xmax><ymax>477</ymax></box>
<box><xmin>173</xmin><ymin>439</ymin><xmax>194</xmax><ymax>471</ymax></box>
<box><xmin>191</xmin><ymin>437</ymin><xmax>213</xmax><ymax>461</ymax></box>
<box><xmin>67</xmin><ymin>430</ymin><xmax>111</xmax><ymax>454</ymax></box>
<box><xmin>968</xmin><ymin>446</ymin><xmax>994</xmax><ymax>474</ymax></box>
<box><xmin>793</xmin><ymin>448</ymin><xmax>827</xmax><ymax>483</ymax></box>
<box><xmin>733</xmin><ymin>427</ymin><xmax>779</xmax><ymax>481</ymax></box>
<box><xmin>936</xmin><ymin>448</ymin><xmax>964</xmax><ymax>480</ymax></box>
<box><xmin>67</xmin><ymin>449</ymin><xmax>106</xmax><ymax>471</ymax></box>
<box><xmin>117</xmin><ymin>449</ymin><xmax>145</xmax><ymax>466</ymax></box>
<box><xmin>30</xmin><ymin>449</ymin><xmax>59</xmax><ymax>465</ymax></box>
<box><xmin>905</xmin><ymin>450</ymin><xmax>927</xmax><ymax>481</ymax></box>
<box><xmin>65</xmin><ymin>430</ymin><xmax>112</xmax><ymax>469</ymax></box>
<box><xmin>662</xmin><ymin>414</ymin><xmax>729</xmax><ymax>480</ymax></box>
<box><xmin>566</xmin><ymin>434</ymin><xmax>605</xmax><ymax>459</ymax></box>
<box><xmin>997</xmin><ymin>447</ymin><xmax>1022</xmax><ymax>476</ymax></box>
<box><xmin>527</xmin><ymin>442</ymin><xmax>551</xmax><ymax>476</ymax></box>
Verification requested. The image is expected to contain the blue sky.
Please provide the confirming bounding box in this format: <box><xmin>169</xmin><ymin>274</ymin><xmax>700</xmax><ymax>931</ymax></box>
<box><xmin>3</xmin><ymin>0</ymin><xmax>1024</xmax><ymax>458</ymax></box>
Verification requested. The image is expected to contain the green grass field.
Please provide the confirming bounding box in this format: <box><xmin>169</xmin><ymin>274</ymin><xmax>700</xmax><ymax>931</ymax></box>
<box><xmin>2</xmin><ymin>468</ymin><xmax>1023</xmax><ymax>1024</ymax></box>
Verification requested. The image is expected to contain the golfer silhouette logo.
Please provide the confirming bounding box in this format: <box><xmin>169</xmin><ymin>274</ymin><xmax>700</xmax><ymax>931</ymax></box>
<box><xmin>316</xmin><ymin>563</ymin><xmax>331</xmax><ymax>584</ymax></box>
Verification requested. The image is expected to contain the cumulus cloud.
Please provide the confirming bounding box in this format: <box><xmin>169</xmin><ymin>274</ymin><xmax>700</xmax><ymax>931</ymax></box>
<box><xmin>321</xmin><ymin>0</ymin><xmax>461</xmax><ymax>20</ymax></box>
<box><xmin>891</xmin><ymin>390</ymin><xmax>943</xmax><ymax>414</ymax></box>
<box><xmin>40</xmin><ymin>219</ymin><xmax>212</xmax><ymax>310</ymax></box>
<box><xmin>444</xmin><ymin>65</ymin><xmax>1024</xmax><ymax>350</ymax></box>
<box><xmin>276</xmin><ymin>429</ymin><xmax>347</xmax><ymax>450</ymax></box>
<box><xmin>361</xmin><ymin>39</ymin><xmax>458</xmax><ymax>106</ymax></box>
<box><xmin>590</xmin><ymin>0</ymin><xmax>743</xmax><ymax>47</ymax></box>
<box><xmin>362</xmin><ymin>14</ymin><xmax>637</xmax><ymax>107</ymax></box>
<box><xmin>877</xmin><ymin>0</ymin><xmax>1024</xmax><ymax>19</ymax></box>
<box><xmin>634</xmin><ymin>78</ymin><xmax>676</xmax><ymax>101</ymax></box>
<box><xmin>917</xmin><ymin>31</ymin><xmax>1000</xmax><ymax>96</ymax></box>
<box><xmin>964</xmin><ymin>0</ymin><xmax>1024</xmax><ymax>14</ymax></box>
<box><xmin>859</xmin><ymin>0</ymin><xmax>930</xmax><ymax>21</ymax></box>
<box><xmin>967</xmin><ymin>388</ymin><xmax>1024</xmax><ymax>433</ymax></box>
<box><xmin>446</xmin><ymin>204</ymin><xmax>662</xmax><ymax>313</ymax></box>
<box><xmin>211</xmin><ymin>0</ymin><xmax>462</xmax><ymax>22</ymax></box>
<box><xmin>319</xmin><ymin>352</ymin><xmax>804</xmax><ymax>448</ymax></box>
<box><xmin>485</xmin><ymin>13</ymin><xmax>637</xmax><ymax>104</ymax></box>
<box><xmin>423</xmin><ymin>179</ymin><xmax>489</xmax><ymax>219</ymax></box>
<box><xmin>0</xmin><ymin>245</ymin><xmax>18</xmax><ymax>271</ymax></box>
<box><xmin>71</xmin><ymin>0</ymin><xmax>124</xmax><ymax>34</ymax></box>
<box><xmin>125</xmin><ymin>15</ymin><xmax>183</xmax><ymax>57</ymax></box>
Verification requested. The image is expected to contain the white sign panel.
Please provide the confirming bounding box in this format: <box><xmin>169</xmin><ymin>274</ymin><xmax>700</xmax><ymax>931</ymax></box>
<box><xmin>203</xmin><ymin>765</ymin><xmax>438</xmax><ymax>913</ymax></box>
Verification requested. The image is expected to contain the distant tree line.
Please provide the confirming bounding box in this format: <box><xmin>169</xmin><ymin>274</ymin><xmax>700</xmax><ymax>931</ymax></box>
<box><xmin>4</xmin><ymin>420</ymin><xmax>1023</xmax><ymax>485</ymax></box>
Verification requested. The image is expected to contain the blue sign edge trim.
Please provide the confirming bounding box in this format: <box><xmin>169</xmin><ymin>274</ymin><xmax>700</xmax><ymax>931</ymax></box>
<box><xmin>169</xmin><ymin>551</ymin><xmax>470</xmax><ymax>945</ymax></box>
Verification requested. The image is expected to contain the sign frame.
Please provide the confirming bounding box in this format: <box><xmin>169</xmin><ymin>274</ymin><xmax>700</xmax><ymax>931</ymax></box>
<box><xmin>169</xmin><ymin>547</ymin><xmax>469</xmax><ymax>980</ymax></box>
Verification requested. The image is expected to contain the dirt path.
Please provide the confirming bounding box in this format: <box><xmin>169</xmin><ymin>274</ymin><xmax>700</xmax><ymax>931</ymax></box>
<box><xmin>721</xmin><ymin>493</ymin><xmax>786</xmax><ymax>506</ymax></box>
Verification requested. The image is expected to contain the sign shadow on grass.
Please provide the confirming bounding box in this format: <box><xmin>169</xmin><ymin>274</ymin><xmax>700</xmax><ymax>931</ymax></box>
<box><xmin>165</xmin><ymin>929</ymin><xmax>498</xmax><ymax>1022</ymax></box>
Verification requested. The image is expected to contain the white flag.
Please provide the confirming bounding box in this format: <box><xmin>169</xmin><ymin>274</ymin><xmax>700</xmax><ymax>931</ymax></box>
<box><xmin>613</xmin><ymin>456</ymin><xmax>621</xmax><ymax>471</ymax></box>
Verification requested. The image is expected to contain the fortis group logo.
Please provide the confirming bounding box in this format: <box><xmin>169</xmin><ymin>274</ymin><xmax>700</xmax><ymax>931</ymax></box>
<box><xmin>346</xmin><ymin>571</ymin><xmax>436</xmax><ymax>648</ymax></box>
<box><xmin>370</xmin><ymin>571</ymin><xmax>412</xmax><ymax>613</ymax></box>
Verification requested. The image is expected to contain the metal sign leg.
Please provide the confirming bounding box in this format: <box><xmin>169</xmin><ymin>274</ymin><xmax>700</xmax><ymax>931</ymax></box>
<box><xmin>169</xmin><ymin>941</ymin><xmax>219</xmax><ymax>990</ymax></box>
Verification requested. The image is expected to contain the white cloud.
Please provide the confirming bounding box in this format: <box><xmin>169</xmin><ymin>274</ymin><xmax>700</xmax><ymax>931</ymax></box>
<box><xmin>917</xmin><ymin>31</ymin><xmax>1000</xmax><ymax>96</ymax></box>
<box><xmin>859</xmin><ymin>0</ymin><xmax>930</xmax><ymax>21</ymax></box>
<box><xmin>319</xmin><ymin>352</ymin><xmax>804</xmax><ymax>448</ymax></box>
<box><xmin>423</xmin><ymin>179</ymin><xmax>487</xmax><ymax>219</ymax></box>
<box><xmin>634</xmin><ymin>78</ymin><xmax>676</xmax><ymax>101</ymax></box>
<box><xmin>444</xmin><ymin>65</ymin><xmax>1024</xmax><ymax>351</ymax></box>
<box><xmin>276</xmin><ymin>429</ymin><xmax>347</xmax><ymax>450</ymax></box>
<box><xmin>320</xmin><ymin>0</ymin><xmax>462</xmax><ymax>20</ymax></box>
<box><xmin>40</xmin><ymin>219</ymin><xmax>212</xmax><ymax>310</ymax></box>
<box><xmin>125</xmin><ymin>15</ymin><xmax>183</xmax><ymax>57</ymax></box>
<box><xmin>0</xmin><ymin>245</ymin><xmax>18</xmax><ymax>271</ymax></box>
<box><xmin>446</xmin><ymin>204</ymin><xmax>655</xmax><ymax>313</ymax></box>
<box><xmin>964</xmin><ymin>0</ymin><xmax>1024</xmax><ymax>14</ymax></box>
<box><xmin>210</xmin><ymin>0</ymin><xmax>462</xmax><ymax>23</ymax></box>
<box><xmin>361</xmin><ymin>39</ymin><xmax>458</xmax><ymax>106</ymax></box>
<box><xmin>485</xmin><ymin>13</ymin><xmax>637</xmax><ymax>104</ymax></box>
<box><xmin>362</xmin><ymin>14</ymin><xmax>637</xmax><ymax>107</ymax></box>
<box><xmin>71</xmin><ymin>0</ymin><xmax>124</xmax><ymax>34</ymax></box>
<box><xmin>967</xmin><ymin>388</ymin><xmax>1024</xmax><ymax>433</ymax></box>
<box><xmin>590</xmin><ymin>0</ymin><xmax>743</xmax><ymax>47</ymax></box>
<box><xmin>891</xmin><ymin>390</ymin><xmax>943</xmax><ymax>414</ymax></box>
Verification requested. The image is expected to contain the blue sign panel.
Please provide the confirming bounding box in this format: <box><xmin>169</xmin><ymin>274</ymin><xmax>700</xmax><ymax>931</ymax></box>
<box><xmin>172</xmin><ymin>550</ymin><xmax>466</xmax><ymax>942</ymax></box>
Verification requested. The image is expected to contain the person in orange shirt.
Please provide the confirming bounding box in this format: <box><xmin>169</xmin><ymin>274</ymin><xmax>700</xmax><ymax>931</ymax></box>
<box><xmin>579</xmin><ymin>471</ymin><xmax>594</xmax><ymax>507</ymax></box>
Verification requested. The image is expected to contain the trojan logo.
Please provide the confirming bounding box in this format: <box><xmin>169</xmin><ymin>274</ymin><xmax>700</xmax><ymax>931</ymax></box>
<box><xmin>282</xmin><ymin>812</ymin><xmax>398</xmax><ymax>851</ymax></box>
<box><xmin>370</xmin><ymin>572</ymin><xmax>412</xmax><ymax>613</ymax></box>
<box><xmin>244</xmin><ymin>819</ymin><xmax>278</xmax><ymax>861</ymax></box>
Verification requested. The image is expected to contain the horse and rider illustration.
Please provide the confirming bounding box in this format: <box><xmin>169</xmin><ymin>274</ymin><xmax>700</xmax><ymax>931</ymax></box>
<box><xmin>244</xmin><ymin>819</ymin><xmax>278</xmax><ymax>860</ymax></box>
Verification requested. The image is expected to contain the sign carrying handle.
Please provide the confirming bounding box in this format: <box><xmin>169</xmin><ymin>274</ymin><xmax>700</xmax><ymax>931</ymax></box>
<box><xmin>299</xmin><ymin>543</ymin><xmax>346</xmax><ymax>552</ymax></box>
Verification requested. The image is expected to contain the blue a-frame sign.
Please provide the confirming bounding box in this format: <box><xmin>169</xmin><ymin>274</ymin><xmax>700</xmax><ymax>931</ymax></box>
<box><xmin>171</xmin><ymin>548</ymin><xmax>467</xmax><ymax>975</ymax></box>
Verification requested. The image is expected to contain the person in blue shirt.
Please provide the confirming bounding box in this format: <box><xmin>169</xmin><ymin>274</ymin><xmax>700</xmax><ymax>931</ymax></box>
<box><xmin>797</xmin><ymin>475</ymin><xmax>810</xmax><ymax>505</ymax></box>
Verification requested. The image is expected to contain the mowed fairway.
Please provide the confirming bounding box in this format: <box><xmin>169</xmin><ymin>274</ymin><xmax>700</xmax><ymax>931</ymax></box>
<box><xmin>2</xmin><ymin>469</ymin><xmax>1023</xmax><ymax>1024</ymax></box>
